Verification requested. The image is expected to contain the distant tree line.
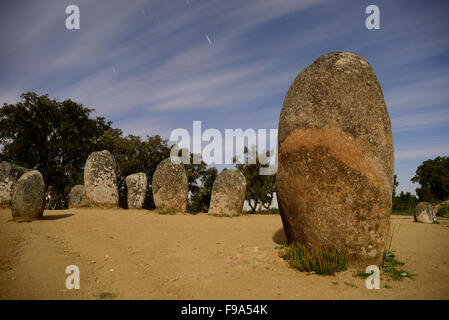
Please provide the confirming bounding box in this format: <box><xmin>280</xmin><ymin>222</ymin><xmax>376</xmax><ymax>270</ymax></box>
<box><xmin>393</xmin><ymin>156</ymin><xmax>449</xmax><ymax>213</ymax></box>
<box><xmin>0</xmin><ymin>92</ymin><xmax>214</xmax><ymax>211</ymax></box>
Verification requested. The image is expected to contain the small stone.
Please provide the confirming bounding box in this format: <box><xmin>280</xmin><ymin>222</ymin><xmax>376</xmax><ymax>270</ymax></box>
<box><xmin>84</xmin><ymin>150</ymin><xmax>119</xmax><ymax>208</ymax></box>
<box><xmin>208</xmin><ymin>169</ymin><xmax>246</xmax><ymax>216</ymax></box>
<box><xmin>152</xmin><ymin>158</ymin><xmax>188</xmax><ymax>212</ymax></box>
<box><xmin>69</xmin><ymin>185</ymin><xmax>89</xmax><ymax>208</ymax></box>
<box><xmin>11</xmin><ymin>170</ymin><xmax>45</xmax><ymax>220</ymax></box>
<box><xmin>414</xmin><ymin>202</ymin><xmax>436</xmax><ymax>224</ymax></box>
<box><xmin>0</xmin><ymin>161</ymin><xmax>30</xmax><ymax>208</ymax></box>
<box><xmin>126</xmin><ymin>173</ymin><xmax>147</xmax><ymax>209</ymax></box>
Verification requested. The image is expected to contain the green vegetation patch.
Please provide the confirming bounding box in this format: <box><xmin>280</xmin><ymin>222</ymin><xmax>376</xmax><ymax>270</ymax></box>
<box><xmin>280</xmin><ymin>242</ymin><xmax>347</xmax><ymax>275</ymax></box>
<box><xmin>437</xmin><ymin>203</ymin><xmax>449</xmax><ymax>217</ymax></box>
<box><xmin>157</xmin><ymin>209</ymin><xmax>176</xmax><ymax>215</ymax></box>
<box><xmin>343</xmin><ymin>281</ymin><xmax>358</xmax><ymax>288</ymax></box>
<box><xmin>97</xmin><ymin>292</ymin><xmax>117</xmax><ymax>299</ymax></box>
<box><xmin>352</xmin><ymin>270</ymin><xmax>374</xmax><ymax>279</ymax></box>
<box><xmin>381</xmin><ymin>250</ymin><xmax>414</xmax><ymax>281</ymax></box>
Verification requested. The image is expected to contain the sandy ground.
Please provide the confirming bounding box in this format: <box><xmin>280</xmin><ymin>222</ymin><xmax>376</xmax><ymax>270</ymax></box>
<box><xmin>0</xmin><ymin>208</ymin><xmax>448</xmax><ymax>300</ymax></box>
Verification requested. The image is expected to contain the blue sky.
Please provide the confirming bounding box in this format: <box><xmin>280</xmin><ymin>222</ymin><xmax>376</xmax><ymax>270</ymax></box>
<box><xmin>0</xmin><ymin>0</ymin><xmax>448</xmax><ymax>194</ymax></box>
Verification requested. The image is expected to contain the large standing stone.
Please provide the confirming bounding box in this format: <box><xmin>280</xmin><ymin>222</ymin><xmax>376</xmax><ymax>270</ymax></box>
<box><xmin>126</xmin><ymin>173</ymin><xmax>147</xmax><ymax>209</ymax></box>
<box><xmin>84</xmin><ymin>150</ymin><xmax>119</xmax><ymax>208</ymax></box>
<box><xmin>69</xmin><ymin>185</ymin><xmax>89</xmax><ymax>208</ymax></box>
<box><xmin>152</xmin><ymin>158</ymin><xmax>188</xmax><ymax>212</ymax></box>
<box><xmin>11</xmin><ymin>170</ymin><xmax>45</xmax><ymax>220</ymax></box>
<box><xmin>0</xmin><ymin>161</ymin><xmax>30</xmax><ymax>208</ymax></box>
<box><xmin>276</xmin><ymin>52</ymin><xmax>394</xmax><ymax>267</ymax></box>
<box><xmin>414</xmin><ymin>202</ymin><xmax>436</xmax><ymax>223</ymax></box>
<box><xmin>208</xmin><ymin>169</ymin><xmax>246</xmax><ymax>216</ymax></box>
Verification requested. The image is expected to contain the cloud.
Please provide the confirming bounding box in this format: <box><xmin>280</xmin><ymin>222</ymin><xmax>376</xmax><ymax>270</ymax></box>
<box><xmin>392</xmin><ymin>109</ymin><xmax>449</xmax><ymax>132</ymax></box>
<box><xmin>395</xmin><ymin>144</ymin><xmax>449</xmax><ymax>160</ymax></box>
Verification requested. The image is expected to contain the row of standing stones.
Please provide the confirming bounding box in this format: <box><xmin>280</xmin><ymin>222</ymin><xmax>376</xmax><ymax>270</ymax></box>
<box><xmin>0</xmin><ymin>52</ymin><xmax>441</xmax><ymax>268</ymax></box>
<box><xmin>69</xmin><ymin>151</ymin><xmax>247</xmax><ymax>215</ymax></box>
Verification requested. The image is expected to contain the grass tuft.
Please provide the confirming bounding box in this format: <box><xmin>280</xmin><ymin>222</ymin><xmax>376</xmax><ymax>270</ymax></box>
<box><xmin>381</xmin><ymin>250</ymin><xmax>414</xmax><ymax>281</ymax></box>
<box><xmin>344</xmin><ymin>281</ymin><xmax>358</xmax><ymax>288</ymax></box>
<box><xmin>157</xmin><ymin>209</ymin><xmax>176</xmax><ymax>215</ymax></box>
<box><xmin>352</xmin><ymin>270</ymin><xmax>374</xmax><ymax>279</ymax></box>
<box><xmin>279</xmin><ymin>242</ymin><xmax>347</xmax><ymax>275</ymax></box>
<box><xmin>97</xmin><ymin>292</ymin><xmax>117</xmax><ymax>299</ymax></box>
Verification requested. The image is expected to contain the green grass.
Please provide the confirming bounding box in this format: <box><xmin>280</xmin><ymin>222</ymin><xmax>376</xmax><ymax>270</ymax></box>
<box><xmin>381</xmin><ymin>250</ymin><xmax>414</xmax><ymax>281</ymax></box>
<box><xmin>352</xmin><ymin>270</ymin><xmax>374</xmax><ymax>279</ymax></box>
<box><xmin>157</xmin><ymin>208</ymin><xmax>176</xmax><ymax>215</ymax></box>
<box><xmin>344</xmin><ymin>281</ymin><xmax>358</xmax><ymax>288</ymax></box>
<box><xmin>391</xmin><ymin>209</ymin><xmax>414</xmax><ymax>216</ymax></box>
<box><xmin>242</xmin><ymin>208</ymin><xmax>279</xmax><ymax>215</ymax></box>
<box><xmin>280</xmin><ymin>242</ymin><xmax>347</xmax><ymax>275</ymax></box>
<box><xmin>384</xmin><ymin>284</ymin><xmax>392</xmax><ymax>289</ymax></box>
<box><xmin>432</xmin><ymin>220</ymin><xmax>440</xmax><ymax>224</ymax></box>
<box><xmin>97</xmin><ymin>292</ymin><xmax>117</xmax><ymax>299</ymax></box>
<box><xmin>16</xmin><ymin>219</ymin><xmax>32</xmax><ymax>223</ymax></box>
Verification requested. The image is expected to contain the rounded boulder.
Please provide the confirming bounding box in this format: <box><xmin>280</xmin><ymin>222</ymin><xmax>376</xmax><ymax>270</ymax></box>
<box><xmin>84</xmin><ymin>150</ymin><xmax>119</xmax><ymax>208</ymax></box>
<box><xmin>126</xmin><ymin>172</ymin><xmax>147</xmax><ymax>209</ymax></box>
<box><xmin>11</xmin><ymin>170</ymin><xmax>45</xmax><ymax>220</ymax></box>
<box><xmin>276</xmin><ymin>52</ymin><xmax>394</xmax><ymax>267</ymax></box>
<box><xmin>208</xmin><ymin>169</ymin><xmax>246</xmax><ymax>216</ymax></box>
<box><xmin>414</xmin><ymin>202</ymin><xmax>436</xmax><ymax>224</ymax></box>
<box><xmin>152</xmin><ymin>158</ymin><xmax>188</xmax><ymax>212</ymax></box>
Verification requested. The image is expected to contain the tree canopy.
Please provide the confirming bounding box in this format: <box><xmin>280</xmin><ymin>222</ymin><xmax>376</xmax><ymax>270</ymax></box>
<box><xmin>411</xmin><ymin>156</ymin><xmax>449</xmax><ymax>202</ymax></box>
<box><xmin>0</xmin><ymin>92</ymin><xmax>171</xmax><ymax>209</ymax></box>
<box><xmin>233</xmin><ymin>146</ymin><xmax>275</xmax><ymax>213</ymax></box>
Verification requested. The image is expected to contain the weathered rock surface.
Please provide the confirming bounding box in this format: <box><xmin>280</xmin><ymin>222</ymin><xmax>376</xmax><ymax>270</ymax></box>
<box><xmin>0</xmin><ymin>161</ymin><xmax>30</xmax><ymax>208</ymax></box>
<box><xmin>276</xmin><ymin>52</ymin><xmax>394</xmax><ymax>267</ymax></box>
<box><xmin>11</xmin><ymin>170</ymin><xmax>45</xmax><ymax>220</ymax></box>
<box><xmin>126</xmin><ymin>173</ymin><xmax>147</xmax><ymax>209</ymax></box>
<box><xmin>208</xmin><ymin>169</ymin><xmax>246</xmax><ymax>216</ymax></box>
<box><xmin>152</xmin><ymin>158</ymin><xmax>188</xmax><ymax>212</ymax></box>
<box><xmin>84</xmin><ymin>150</ymin><xmax>119</xmax><ymax>208</ymax></box>
<box><xmin>69</xmin><ymin>185</ymin><xmax>89</xmax><ymax>208</ymax></box>
<box><xmin>414</xmin><ymin>202</ymin><xmax>436</xmax><ymax>223</ymax></box>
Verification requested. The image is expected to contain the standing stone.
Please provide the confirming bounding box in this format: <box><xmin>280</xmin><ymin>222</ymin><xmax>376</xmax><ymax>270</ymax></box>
<box><xmin>69</xmin><ymin>185</ymin><xmax>89</xmax><ymax>208</ymax></box>
<box><xmin>414</xmin><ymin>202</ymin><xmax>436</xmax><ymax>223</ymax></box>
<box><xmin>276</xmin><ymin>52</ymin><xmax>394</xmax><ymax>267</ymax></box>
<box><xmin>0</xmin><ymin>161</ymin><xmax>30</xmax><ymax>208</ymax></box>
<box><xmin>208</xmin><ymin>169</ymin><xmax>246</xmax><ymax>216</ymax></box>
<box><xmin>152</xmin><ymin>158</ymin><xmax>188</xmax><ymax>212</ymax></box>
<box><xmin>126</xmin><ymin>173</ymin><xmax>147</xmax><ymax>209</ymax></box>
<box><xmin>84</xmin><ymin>150</ymin><xmax>119</xmax><ymax>208</ymax></box>
<box><xmin>11</xmin><ymin>170</ymin><xmax>45</xmax><ymax>220</ymax></box>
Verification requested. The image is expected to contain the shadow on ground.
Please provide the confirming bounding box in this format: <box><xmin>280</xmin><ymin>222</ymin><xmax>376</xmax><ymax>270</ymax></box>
<box><xmin>41</xmin><ymin>213</ymin><xmax>74</xmax><ymax>220</ymax></box>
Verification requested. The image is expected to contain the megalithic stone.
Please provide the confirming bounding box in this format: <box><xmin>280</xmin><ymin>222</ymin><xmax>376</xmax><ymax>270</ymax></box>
<box><xmin>84</xmin><ymin>150</ymin><xmax>119</xmax><ymax>208</ymax></box>
<box><xmin>276</xmin><ymin>52</ymin><xmax>394</xmax><ymax>268</ymax></box>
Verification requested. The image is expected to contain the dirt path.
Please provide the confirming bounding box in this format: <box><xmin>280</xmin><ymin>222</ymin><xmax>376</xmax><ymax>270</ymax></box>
<box><xmin>1</xmin><ymin>208</ymin><xmax>448</xmax><ymax>299</ymax></box>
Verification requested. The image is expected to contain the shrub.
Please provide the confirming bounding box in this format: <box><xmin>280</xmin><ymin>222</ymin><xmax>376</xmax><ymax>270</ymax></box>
<box><xmin>437</xmin><ymin>202</ymin><xmax>449</xmax><ymax>217</ymax></box>
<box><xmin>280</xmin><ymin>242</ymin><xmax>347</xmax><ymax>275</ymax></box>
